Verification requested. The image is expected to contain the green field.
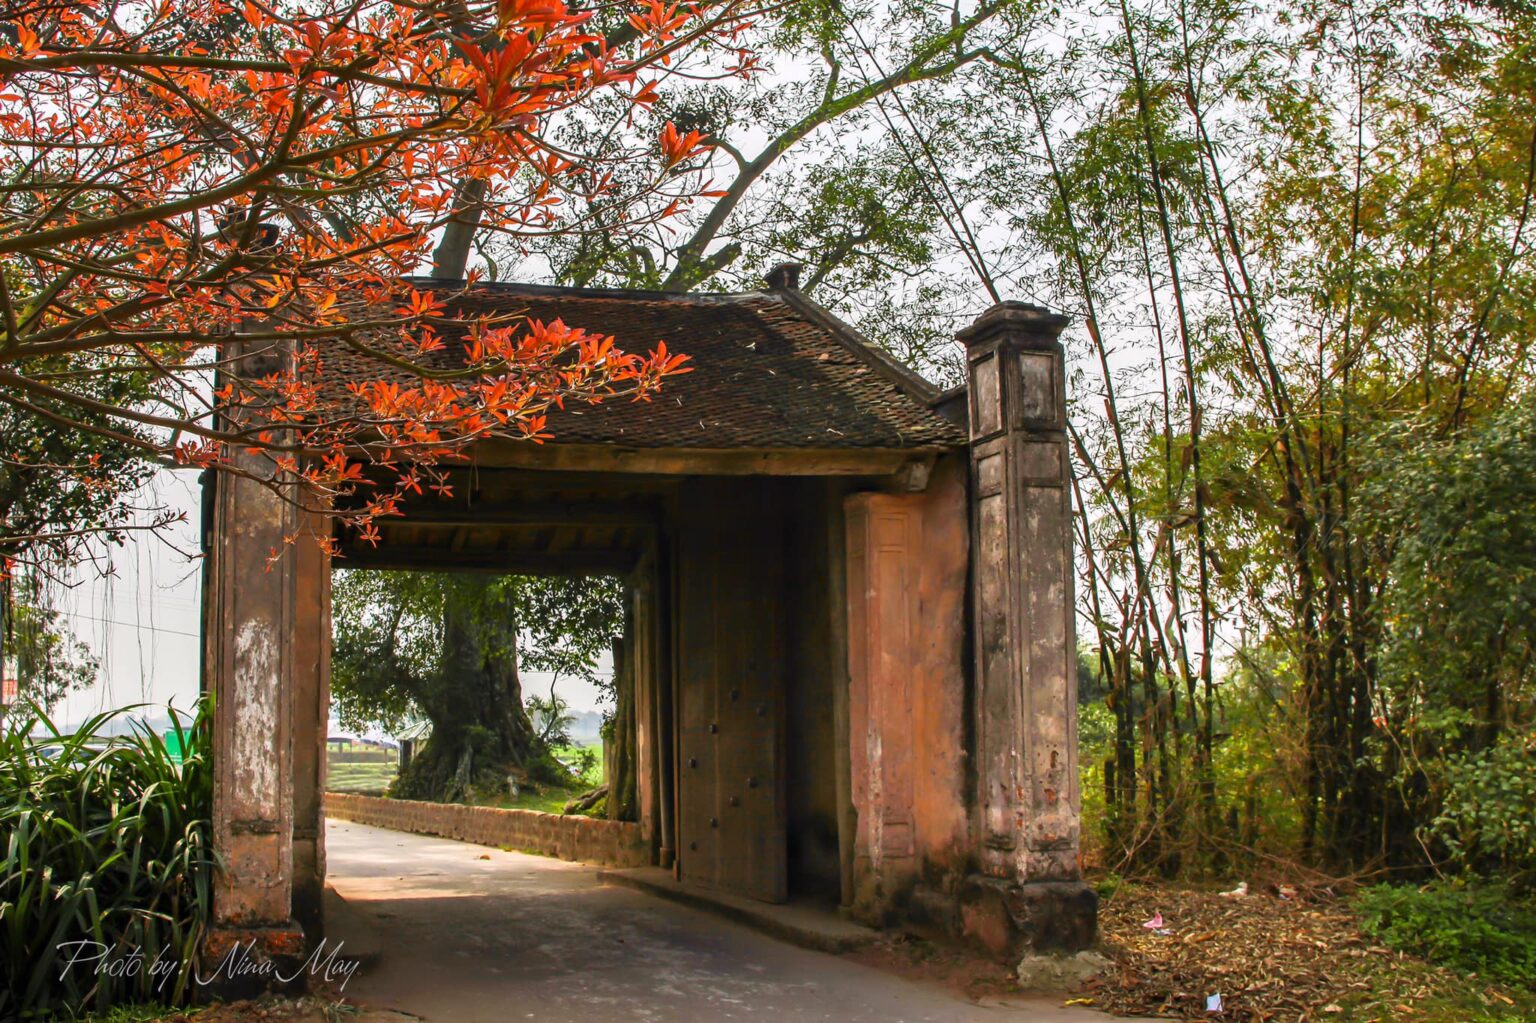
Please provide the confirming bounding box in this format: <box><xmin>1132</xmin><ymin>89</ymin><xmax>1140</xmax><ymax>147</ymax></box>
<box><xmin>325</xmin><ymin>741</ymin><xmax>397</xmax><ymax>794</ymax></box>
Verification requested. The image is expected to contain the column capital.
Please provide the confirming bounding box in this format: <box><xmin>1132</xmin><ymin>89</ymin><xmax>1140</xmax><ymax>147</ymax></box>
<box><xmin>957</xmin><ymin>301</ymin><xmax>1069</xmax><ymax>356</ymax></box>
<box><xmin>960</xmin><ymin>302</ymin><xmax>1069</xmax><ymax>441</ymax></box>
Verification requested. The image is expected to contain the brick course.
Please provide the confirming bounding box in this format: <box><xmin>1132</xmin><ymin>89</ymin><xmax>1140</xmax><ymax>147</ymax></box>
<box><xmin>324</xmin><ymin>793</ymin><xmax>650</xmax><ymax>868</ymax></box>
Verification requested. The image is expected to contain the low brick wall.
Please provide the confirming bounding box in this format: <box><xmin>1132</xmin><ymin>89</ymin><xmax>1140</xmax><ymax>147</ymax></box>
<box><xmin>324</xmin><ymin>792</ymin><xmax>650</xmax><ymax>868</ymax></box>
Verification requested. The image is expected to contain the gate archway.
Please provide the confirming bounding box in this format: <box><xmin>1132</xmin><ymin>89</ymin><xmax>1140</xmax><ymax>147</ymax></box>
<box><xmin>199</xmin><ymin>274</ymin><xmax>1096</xmax><ymax>972</ymax></box>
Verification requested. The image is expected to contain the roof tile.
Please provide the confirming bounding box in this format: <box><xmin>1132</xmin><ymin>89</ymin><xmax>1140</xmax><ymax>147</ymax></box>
<box><xmin>320</xmin><ymin>281</ymin><xmax>967</xmax><ymax>451</ymax></box>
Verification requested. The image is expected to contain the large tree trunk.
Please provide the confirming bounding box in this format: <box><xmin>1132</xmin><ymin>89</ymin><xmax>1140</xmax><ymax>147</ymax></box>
<box><xmin>607</xmin><ymin>634</ymin><xmax>637</xmax><ymax>822</ymax></box>
<box><xmin>394</xmin><ymin>578</ymin><xmax>555</xmax><ymax>801</ymax></box>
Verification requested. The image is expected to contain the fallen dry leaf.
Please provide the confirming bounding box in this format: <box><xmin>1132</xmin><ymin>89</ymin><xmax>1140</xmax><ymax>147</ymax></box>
<box><xmin>1089</xmin><ymin>882</ymin><xmax>1389</xmax><ymax>1021</ymax></box>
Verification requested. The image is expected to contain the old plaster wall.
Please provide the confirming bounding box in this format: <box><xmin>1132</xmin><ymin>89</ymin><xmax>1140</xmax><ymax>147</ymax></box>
<box><xmin>907</xmin><ymin>454</ymin><xmax>973</xmax><ymax>873</ymax></box>
<box><xmin>844</xmin><ymin>452</ymin><xmax>970</xmax><ymax>924</ymax></box>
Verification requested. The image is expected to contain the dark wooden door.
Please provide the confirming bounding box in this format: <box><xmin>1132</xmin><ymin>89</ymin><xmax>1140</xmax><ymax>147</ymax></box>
<box><xmin>675</xmin><ymin>479</ymin><xmax>788</xmax><ymax>902</ymax></box>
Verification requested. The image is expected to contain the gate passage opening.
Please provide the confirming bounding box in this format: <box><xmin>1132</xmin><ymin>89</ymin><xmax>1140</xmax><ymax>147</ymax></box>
<box><xmin>316</xmin><ymin>469</ymin><xmax>853</xmax><ymax>909</ymax></box>
<box><xmin>323</xmin><ymin>566</ymin><xmax>627</xmax><ymax>813</ymax></box>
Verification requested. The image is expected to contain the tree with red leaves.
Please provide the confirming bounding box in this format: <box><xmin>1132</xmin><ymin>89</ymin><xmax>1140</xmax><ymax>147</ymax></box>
<box><xmin>0</xmin><ymin>0</ymin><xmax>747</xmax><ymax>567</ymax></box>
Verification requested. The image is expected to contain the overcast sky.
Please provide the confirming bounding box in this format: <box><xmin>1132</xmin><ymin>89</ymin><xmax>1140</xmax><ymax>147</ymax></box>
<box><xmin>48</xmin><ymin>468</ymin><xmax>612</xmax><ymax>729</ymax></box>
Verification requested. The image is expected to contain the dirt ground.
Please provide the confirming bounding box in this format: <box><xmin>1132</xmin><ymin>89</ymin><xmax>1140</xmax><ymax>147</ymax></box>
<box><xmin>1082</xmin><ymin>881</ymin><xmax>1535</xmax><ymax>1022</ymax></box>
<box><xmin>847</xmin><ymin>878</ymin><xmax>1535</xmax><ymax>1022</ymax></box>
<box><xmin>1087</xmin><ymin>882</ymin><xmax>1384</xmax><ymax>1020</ymax></box>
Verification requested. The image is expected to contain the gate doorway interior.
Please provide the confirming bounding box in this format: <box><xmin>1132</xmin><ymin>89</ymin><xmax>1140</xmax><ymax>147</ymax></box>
<box><xmin>325</xmin><ymin>465</ymin><xmax>860</xmax><ymax>908</ymax></box>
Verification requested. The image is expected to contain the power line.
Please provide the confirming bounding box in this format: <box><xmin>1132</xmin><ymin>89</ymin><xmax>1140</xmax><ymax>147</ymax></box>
<box><xmin>46</xmin><ymin>609</ymin><xmax>201</xmax><ymax>640</ymax></box>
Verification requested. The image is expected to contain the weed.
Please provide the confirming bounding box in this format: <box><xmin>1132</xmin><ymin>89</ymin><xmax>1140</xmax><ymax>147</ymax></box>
<box><xmin>1354</xmin><ymin>880</ymin><xmax>1536</xmax><ymax>988</ymax></box>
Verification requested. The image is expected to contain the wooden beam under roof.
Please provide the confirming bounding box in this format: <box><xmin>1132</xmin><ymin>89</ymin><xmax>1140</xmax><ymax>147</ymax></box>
<box><xmin>333</xmin><ymin>543</ymin><xmax>640</xmax><ymax>576</ymax></box>
<box><xmin>356</xmin><ymin>501</ymin><xmax>663</xmax><ymax>530</ymax></box>
<box><xmin>468</xmin><ymin>440</ymin><xmax>942</xmax><ymax>481</ymax></box>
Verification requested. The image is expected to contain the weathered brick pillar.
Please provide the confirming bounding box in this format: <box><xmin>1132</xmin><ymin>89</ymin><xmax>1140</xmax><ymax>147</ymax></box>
<box><xmin>203</xmin><ymin>337</ymin><xmax>314</xmax><ymax>979</ymax></box>
<box><xmin>957</xmin><ymin>302</ymin><xmax>1096</xmax><ymax>956</ymax></box>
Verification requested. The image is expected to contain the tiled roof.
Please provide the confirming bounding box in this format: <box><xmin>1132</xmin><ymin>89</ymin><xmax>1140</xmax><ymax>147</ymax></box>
<box><xmin>322</xmin><ymin>279</ymin><xmax>968</xmax><ymax>450</ymax></box>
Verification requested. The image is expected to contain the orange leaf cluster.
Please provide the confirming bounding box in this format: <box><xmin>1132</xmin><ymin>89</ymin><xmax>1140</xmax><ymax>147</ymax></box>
<box><xmin>0</xmin><ymin>0</ymin><xmax>749</xmax><ymax>546</ymax></box>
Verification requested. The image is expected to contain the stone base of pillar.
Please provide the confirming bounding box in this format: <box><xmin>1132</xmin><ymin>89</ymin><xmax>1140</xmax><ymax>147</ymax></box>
<box><xmin>199</xmin><ymin>922</ymin><xmax>308</xmax><ymax>999</ymax></box>
<box><xmin>957</xmin><ymin>876</ymin><xmax>1098</xmax><ymax>960</ymax></box>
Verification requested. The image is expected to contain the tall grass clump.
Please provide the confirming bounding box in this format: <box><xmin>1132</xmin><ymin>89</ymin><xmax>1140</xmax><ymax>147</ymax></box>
<box><xmin>0</xmin><ymin>700</ymin><xmax>215</xmax><ymax>1021</ymax></box>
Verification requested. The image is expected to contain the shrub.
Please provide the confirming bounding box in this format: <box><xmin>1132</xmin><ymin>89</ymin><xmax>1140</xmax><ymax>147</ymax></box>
<box><xmin>1354</xmin><ymin>880</ymin><xmax>1536</xmax><ymax>988</ymax></box>
<box><xmin>1431</xmin><ymin>735</ymin><xmax>1536</xmax><ymax>878</ymax></box>
<box><xmin>0</xmin><ymin>701</ymin><xmax>215</xmax><ymax>1021</ymax></box>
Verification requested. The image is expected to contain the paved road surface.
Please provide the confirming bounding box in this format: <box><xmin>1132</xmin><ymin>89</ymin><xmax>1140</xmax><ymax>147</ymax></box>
<box><xmin>325</xmin><ymin>819</ymin><xmax>1122</xmax><ymax>1023</ymax></box>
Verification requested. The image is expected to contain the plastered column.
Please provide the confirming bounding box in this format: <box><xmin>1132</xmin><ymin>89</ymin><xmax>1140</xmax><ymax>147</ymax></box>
<box><xmin>843</xmin><ymin>456</ymin><xmax>969</xmax><ymax>927</ymax></box>
<box><xmin>203</xmin><ymin>337</ymin><xmax>313</xmax><ymax>976</ymax></box>
<box><xmin>957</xmin><ymin>302</ymin><xmax>1096</xmax><ymax>955</ymax></box>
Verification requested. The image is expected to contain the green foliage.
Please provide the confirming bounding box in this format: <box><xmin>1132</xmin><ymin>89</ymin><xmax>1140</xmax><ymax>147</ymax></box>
<box><xmin>330</xmin><ymin>570</ymin><xmax>484</xmax><ymax>734</ymax></box>
<box><xmin>514</xmin><ymin>575</ymin><xmax>625</xmax><ymax>698</ymax></box>
<box><xmin>478</xmin><ymin>744</ymin><xmax>603</xmax><ymax>815</ymax></box>
<box><xmin>512</xmin><ymin>0</ymin><xmax>1030</xmax><ymax>386</ymax></box>
<box><xmin>331</xmin><ymin>570</ymin><xmax>623</xmax><ymax>803</ymax></box>
<box><xmin>750</xmin><ymin>149</ymin><xmax>939</xmax><ymax>301</ymax></box>
<box><xmin>1368</xmin><ymin>398</ymin><xmax>1536</xmax><ymax>740</ymax></box>
<box><xmin>983</xmin><ymin>0</ymin><xmax>1536</xmax><ymax>873</ymax></box>
<box><xmin>2</xmin><ymin>574</ymin><xmax>98</xmax><ymax>712</ymax></box>
<box><xmin>1076</xmin><ymin>698</ymin><xmax>1113</xmax><ymax>862</ymax></box>
<box><xmin>1432</xmin><ymin>736</ymin><xmax>1536</xmax><ymax>877</ymax></box>
<box><xmin>61</xmin><ymin>1002</ymin><xmax>180</xmax><ymax>1023</ymax></box>
<box><xmin>0</xmin><ymin>257</ymin><xmax>158</xmax><ymax>566</ymax></box>
<box><xmin>330</xmin><ymin>570</ymin><xmax>623</xmax><ymax>735</ymax></box>
<box><xmin>1354</xmin><ymin>881</ymin><xmax>1536</xmax><ymax>988</ymax></box>
<box><xmin>527</xmin><ymin>690</ymin><xmax>577</xmax><ymax>749</ymax></box>
<box><xmin>564</xmin><ymin>745</ymin><xmax>599</xmax><ymax>786</ymax></box>
<box><xmin>0</xmin><ymin>700</ymin><xmax>214</xmax><ymax>1020</ymax></box>
<box><xmin>1078</xmin><ymin>698</ymin><xmax>1115</xmax><ymax>751</ymax></box>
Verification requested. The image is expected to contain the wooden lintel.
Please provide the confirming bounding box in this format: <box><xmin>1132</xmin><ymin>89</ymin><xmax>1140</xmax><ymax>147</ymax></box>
<box><xmin>468</xmin><ymin>440</ymin><xmax>946</xmax><ymax>478</ymax></box>
<box><xmin>333</xmin><ymin>544</ymin><xmax>638</xmax><ymax>576</ymax></box>
<box><xmin>365</xmin><ymin>503</ymin><xmax>662</xmax><ymax>530</ymax></box>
